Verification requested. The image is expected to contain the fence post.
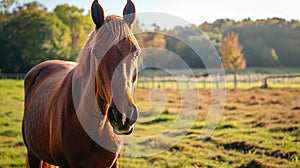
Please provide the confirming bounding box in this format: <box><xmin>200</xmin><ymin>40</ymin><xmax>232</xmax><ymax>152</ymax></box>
<box><xmin>152</xmin><ymin>77</ymin><xmax>154</xmax><ymax>89</ymax></box>
<box><xmin>187</xmin><ymin>77</ymin><xmax>190</xmax><ymax>90</ymax></box>
<box><xmin>261</xmin><ymin>77</ymin><xmax>268</xmax><ymax>88</ymax></box>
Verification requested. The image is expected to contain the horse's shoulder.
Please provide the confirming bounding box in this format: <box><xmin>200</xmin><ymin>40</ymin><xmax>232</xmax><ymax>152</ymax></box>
<box><xmin>24</xmin><ymin>60</ymin><xmax>77</xmax><ymax>98</ymax></box>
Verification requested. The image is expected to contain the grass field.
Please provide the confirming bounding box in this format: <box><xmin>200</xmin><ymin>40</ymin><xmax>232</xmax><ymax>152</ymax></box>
<box><xmin>0</xmin><ymin>80</ymin><xmax>299</xmax><ymax>167</ymax></box>
<box><xmin>0</xmin><ymin>80</ymin><xmax>26</xmax><ymax>167</ymax></box>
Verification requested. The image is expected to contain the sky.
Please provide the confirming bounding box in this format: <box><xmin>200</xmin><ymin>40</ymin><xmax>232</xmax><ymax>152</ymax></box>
<box><xmin>16</xmin><ymin>0</ymin><xmax>300</xmax><ymax>25</ymax></box>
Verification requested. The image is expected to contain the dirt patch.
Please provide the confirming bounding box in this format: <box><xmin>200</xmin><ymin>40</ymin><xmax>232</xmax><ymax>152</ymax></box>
<box><xmin>266</xmin><ymin>150</ymin><xmax>299</xmax><ymax>161</ymax></box>
<box><xmin>221</xmin><ymin>141</ymin><xmax>299</xmax><ymax>161</ymax></box>
<box><xmin>244</xmin><ymin>114</ymin><xmax>254</xmax><ymax>118</ymax></box>
<box><xmin>263</xmin><ymin>99</ymin><xmax>285</xmax><ymax>105</ymax></box>
<box><xmin>255</xmin><ymin>122</ymin><xmax>268</xmax><ymax>127</ymax></box>
<box><xmin>292</xmin><ymin>106</ymin><xmax>300</xmax><ymax>110</ymax></box>
<box><xmin>141</xmin><ymin>117</ymin><xmax>171</xmax><ymax>125</ymax></box>
<box><xmin>246</xmin><ymin>101</ymin><xmax>260</xmax><ymax>106</ymax></box>
<box><xmin>137</xmin><ymin>138</ymin><xmax>169</xmax><ymax>149</ymax></box>
<box><xmin>210</xmin><ymin>155</ymin><xmax>226</xmax><ymax>162</ymax></box>
<box><xmin>269</xmin><ymin>126</ymin><xmax>299</xmax><ymax>132</ymax></box>
<box><xmin>169</xmin><ymin>145</ymin><xmax>183</xmax><ymax>152</ymax></box>
<box><xmin>224</xmin><ymin>105</ymin><xmax>237</xmax><ymax>110</ymax></box>
<box><xmin>199</xmin><ymin>137</ymin><xmax>217</xmax><ymax>143</ymax></box>
<box><xmin>222</xmin><ymin>141</ymin><xmax>264</xmax><ymax>154</ymax></box>
<box><xmin>247</xmin><ymin>120</ymin><xmax>268</xmax><ymax>128</ymax></box>
<box><xmin>238</xmin><ymin>160</ymin><xmax>265</xmax><ymax>168</ymax></box>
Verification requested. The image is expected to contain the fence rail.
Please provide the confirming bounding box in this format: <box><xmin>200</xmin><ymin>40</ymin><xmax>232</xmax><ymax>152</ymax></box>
<box><xmin>138</xmin><ymin>75</ymin><xmax>225</xmax><ymax>89</ymax></box>
<box><xmin>0</xmin><ymin>73</ymin><xmax>25</xmax><ymax>80</ymax></box>
<box><xmin>138</xmin><ymin>73</ymin><xmax>300</xmax><ymax>89</ymax></box>
<box><xmin>262</xmin><ymin>74</ymin><xmax>300</xmax><ymax>88</ymax></box>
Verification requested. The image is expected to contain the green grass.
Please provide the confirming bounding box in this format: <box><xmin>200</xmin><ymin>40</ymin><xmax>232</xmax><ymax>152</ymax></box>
<box><xmin>0</xmin><ymin>80</ymin><xmax>26</xmax><ymax>167</ymax></box>
<box><xmin>0</xmin><ymin>80</ymin><xmax>299</xmax><ymax>167</ymax></box>
<box><xmin>121</xmin><ymin>88</ymin><xmax>300</xmax><ymax>168</ymax></box>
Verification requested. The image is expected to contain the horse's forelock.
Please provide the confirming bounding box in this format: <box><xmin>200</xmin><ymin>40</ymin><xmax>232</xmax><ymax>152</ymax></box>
<box><xmin>75</xmin><ymin>16</ymin><xmax>139</xmax><ymax>77</ymax></box>
<box><xmin>91</xmin><ymin>16</ymin><xmax>138</xmax><ymax>50</ymax></box>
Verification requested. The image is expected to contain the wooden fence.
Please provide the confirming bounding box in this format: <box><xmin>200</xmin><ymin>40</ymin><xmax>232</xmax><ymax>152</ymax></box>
<box><xmin>138</xmin><ymin>73</ymin><xmax>300</xmax><ymax>89</ymax></box>
<box><xmin>0</xmin><ymin>73</ymin><xmax>25</xmax><ymax>80</ymax></box>
<box><xmin>261</xmin><ymin>74</ymin><xmax>300</xmax><ymax>88</ymax></box>
<box><xmin>138</xmin><ymin>75</ymin><xmax>225</xmax><ymax>89</ymax></box>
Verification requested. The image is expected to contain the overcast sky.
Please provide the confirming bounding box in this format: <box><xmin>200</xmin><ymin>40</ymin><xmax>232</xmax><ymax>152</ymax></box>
<box><xmin>17</xmin><ymin>0</ymin><xmax>300</xmax><ymax>24</ymax></box>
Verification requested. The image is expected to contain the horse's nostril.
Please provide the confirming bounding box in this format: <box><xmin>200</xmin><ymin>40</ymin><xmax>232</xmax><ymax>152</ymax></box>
<box><xmin>107</xmin><ymin>106</ymin><xmax>120</xmax><ymax>125</ymax></box>
<box><xmin>128</xmin><ymin>106</ymin><xmax>138</xmax><ymax>125</ymax></box>
<box><xmin>112</xmin><ymin>108</ymin><xmax>118</xmax><ymax>122</ymax></box>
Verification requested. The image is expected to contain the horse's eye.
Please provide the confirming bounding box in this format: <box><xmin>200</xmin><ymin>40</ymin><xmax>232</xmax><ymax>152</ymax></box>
<box><xmin>133</xmin><ymin>50</ymin><xmax>141</xmax><ymax>60</ymax></box>
<box><xmin>115</xmin><ymin>47</ymin><xmax>122</xmax><ymax>56</ymax></box>
<box><xmin>133</xmin><ymin>53</ymin><xmax>138</xmax><ymax>59</ymax></box>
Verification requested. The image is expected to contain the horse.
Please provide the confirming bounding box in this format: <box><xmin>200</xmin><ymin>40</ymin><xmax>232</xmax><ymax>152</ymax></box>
<box><xmin>22</xmin><ymin>0</ymin><xmax>140</xmax><ymax>167</ymax></box>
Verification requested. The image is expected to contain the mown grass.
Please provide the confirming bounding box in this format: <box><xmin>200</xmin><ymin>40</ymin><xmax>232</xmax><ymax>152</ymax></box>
<box><xmin>0</xmin><ymin>80</ymin><xmax>299</xmax><ymax>168</ymax></box>
<box><xmin>121</xmin><ymin>88</ymin><xmax>300</xmax><ymax>168</ymax></box>
<box><xmin>0</xmin><ymin>80</ymin><xmax>26</xmax><ymax>167</ymax></box>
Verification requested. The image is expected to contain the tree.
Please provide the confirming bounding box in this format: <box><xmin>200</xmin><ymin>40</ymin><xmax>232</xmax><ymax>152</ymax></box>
<box><xmin>165</xmin><ymin>25</ymin><xmax>208</xmax><ymax>69</ymax></box>
<box><xmin>0</xmin><ymin>2</ymin><xmax>71</xmax><ymax>72</ymax></box>
<box><xmin>54</xmin><ymin>4</ymin><xmax>93</xmax><ymax>60</ymax></box>
<box><xmin>0</xmin><ymin>0</ymin><xmax>15</xmax><ymax>13</ymax></box>
<box><xmin>219</xmin><ymin>32</ymin><xmax>246</xmax><ymax>88</ymax></box>
<box><xmin>243</xmin><ymin>38</ymin><xmax>279</xmax><ymax>67</ymax></box>
<box><xmin>140</xmin><ymin>24</ymin><xmax>167</xmax><ymax>68</ymax></box>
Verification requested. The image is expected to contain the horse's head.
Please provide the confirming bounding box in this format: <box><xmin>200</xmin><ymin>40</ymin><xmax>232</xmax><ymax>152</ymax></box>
<box><xmin>91</xmin><ymin>0</ymin><xmax>140</xmax><ymax>135</ymax></box>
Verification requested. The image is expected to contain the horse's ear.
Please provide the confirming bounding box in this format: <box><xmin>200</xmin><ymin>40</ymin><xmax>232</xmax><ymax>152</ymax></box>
<box><xmin>123</xmin><ymin>0</ymin><xmax>136</xmax><ymax>27</ymax></box>
<box><xmin>91</xmin><ymin>0</ymin><xmax>105</xmax><ymax>29</ymax></box>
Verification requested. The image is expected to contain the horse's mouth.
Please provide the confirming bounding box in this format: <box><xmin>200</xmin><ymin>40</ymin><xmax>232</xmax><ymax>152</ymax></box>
<box><xmin>113</xmin><ymin>127</ymin><xmax>134</xmax><ymax>135</ymax></box>
<box><xmin>107</xmin><ymin>106</ymin><xmax>135</xmax><ymax>135</ymax></box>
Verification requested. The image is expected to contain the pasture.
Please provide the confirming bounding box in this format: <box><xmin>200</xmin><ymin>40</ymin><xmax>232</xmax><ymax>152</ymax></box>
<box><xmin>0</xmin><ymin>80</ymin><xmax>299</xmax><ymax>167</ymax></box>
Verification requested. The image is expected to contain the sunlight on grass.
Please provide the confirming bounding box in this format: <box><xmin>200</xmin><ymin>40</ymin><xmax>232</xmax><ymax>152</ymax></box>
<box><xmin>0</xmin><ymin>80</ymin><xmax>299</xmax><ymax>168</ymax></box>
<box><xmin>0</xmin><ymin>80</ymin><xmax>26</xmax><ymax>167</ymax></box>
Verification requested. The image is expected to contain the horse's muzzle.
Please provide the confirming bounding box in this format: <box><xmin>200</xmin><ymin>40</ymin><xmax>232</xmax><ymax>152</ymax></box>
<box><xmin>107</xmin><ymin>104</ymin><xmax>138</xmax><ymax>135</ymax></box>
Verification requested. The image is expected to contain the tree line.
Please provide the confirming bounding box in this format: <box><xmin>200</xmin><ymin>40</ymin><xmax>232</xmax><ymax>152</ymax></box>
<box><xmin>0</xmin><ymin>1</ymin><xmax>93</xmax><ymax>73</ymax></box>
<box><xmin>206</xmin><ymin>18</ymin><xmax>300</xmax><ymax>67</ymax></box>
<box><xmin>1</xmin><ymin>1</ymin><xmax>300</xmax><ymax>73</ymax></box>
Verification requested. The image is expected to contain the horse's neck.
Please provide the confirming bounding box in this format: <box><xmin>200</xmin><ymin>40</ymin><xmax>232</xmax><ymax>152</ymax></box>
<box><xmin>71</xmin><ymin>67</ymin><xmax>123</xmax><ymax>153</ymax></box>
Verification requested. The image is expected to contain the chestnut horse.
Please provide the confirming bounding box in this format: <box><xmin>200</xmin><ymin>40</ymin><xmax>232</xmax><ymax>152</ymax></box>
<box><xmin>22</xmin><ymin>0</ymin><xmax>140</xmax><ymax>167</ymax></box>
